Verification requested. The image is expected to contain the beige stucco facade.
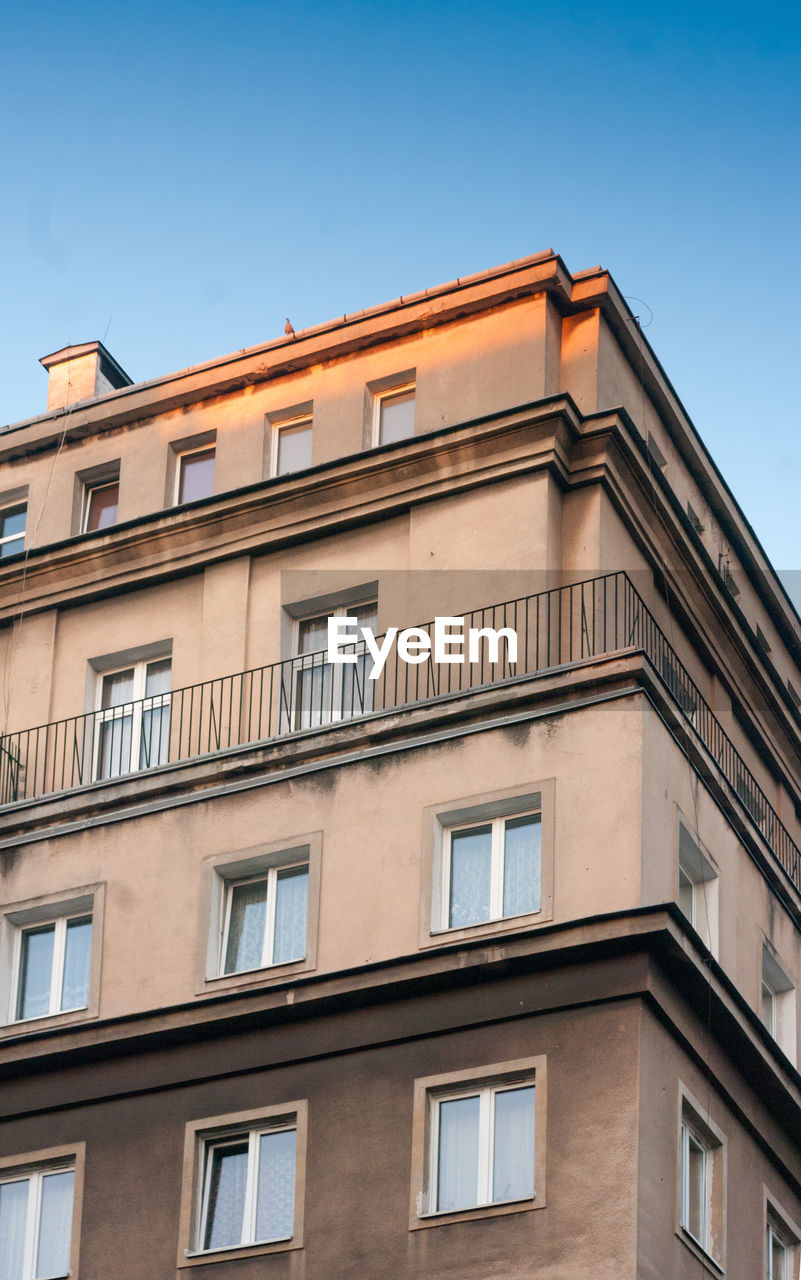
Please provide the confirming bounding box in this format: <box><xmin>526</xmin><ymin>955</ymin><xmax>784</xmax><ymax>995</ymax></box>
<box><xmin>1</xmin><ymin>250</ymin><xmax>801</xmax><ymax>1276</ymax></box>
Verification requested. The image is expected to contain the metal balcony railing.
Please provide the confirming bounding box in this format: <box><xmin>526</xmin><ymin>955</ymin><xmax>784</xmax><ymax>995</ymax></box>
<box><xmin>1</xmin><ymin>571</ymin><xmax>799</xmax><ymax>891</ymax></box>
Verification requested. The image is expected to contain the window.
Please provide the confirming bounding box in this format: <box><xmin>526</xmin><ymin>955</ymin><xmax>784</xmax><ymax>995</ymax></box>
<box><xmin>0</xmin><ymin>505</ymin><xmax>26</xmax><ymax>558</ymax></box>
<box><xmin>677</xmin><ymin>820</ymin><xmax>718</xmax><ymax>956</ymax></box>
<box><xmin>678</xmin><ymin>1089</ymin><xmax>725</xmax><ymax>1266</ymax></box>
<box><xmin>424</xmin><ymin>784</ymin><xmax>553</xmax><ymax>945</ymax></box>
<box><xmin>94</xmin><ymin>657</ymin><xmax>171</xmax><ymax>779</ymax></box>
<box><xmin>760</xmin><ymin>946</ymin><xmax>796</xmax><ymax>1063</ymax></box>
<box><xmin>178</xmin><ymin>1103</ymin><xmax>306</xmax><ymax>1265</ymax></box>
<box><xmin>272</xmin><ymin>416</ymin><xmax>312</xmax><ymax>477</ymax></box>
<box><xmin>221</xmin><ymin>861</ymin><xmax>309</xmax><ymax>976</ymax></box>
<box><xmin>177</xmin><ymin>446</ymin><xmax>215</xmax><ymax>503</ymax></box>
<box><xmin>200</xmin><ymin>836</ymin><xmax>320</xmax><ymax>993</ymax></box>
<box><xmin>1</xmin><ymin>887</ymin><xmax>103</xmax><ymax>1031</ymax></box>
<box><xmin>410</xmin><ymin>1056</ymin><xmax>546</xmax><ymax>1229</ymax></box>
<box><xmin>374</xmin><ymin>382</ymin><xmax>415</xmax><ymax>445</ymax></box>
<box><xmin>13</xmin><ymin>912</ymin><xmax>91</xmax><ymax>1023</ymax></box>
<box><xmin>444</xmin><ymin>813</ymin><xmax>540</xmax><ymax>930</ymax></box>
<box><xmin>765</xmin><ymin>1198</ymin><xmax>801</xmax><ymax>1280</ymax></box>
<box><xmin>290</xmin><ymin>601</ymin><xmax>377</xmax><ymax>730</ymax></box>
<box><xmin>0</xmin><ymin>1161</ymin><xmax>76</xmax><ymax>1280</ymax></box>
<box><xmin>82</xmin><ymin>479</ymin><xmax>119</xmax><ymax>531</ymax></box>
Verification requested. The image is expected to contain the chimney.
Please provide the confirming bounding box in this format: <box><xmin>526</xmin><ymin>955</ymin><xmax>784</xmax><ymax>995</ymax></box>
<box><xmin>39</xmin><ymin>341</ymin><xmax>133</xmax><ymax>412</ymax></box>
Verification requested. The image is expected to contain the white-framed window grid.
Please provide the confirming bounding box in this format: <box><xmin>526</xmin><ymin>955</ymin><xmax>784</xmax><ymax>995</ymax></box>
<box><xmin>219</xmin><ymin>861</ymin><xmax>309</xmax><ymax>976</ymax></box>
<box><xmin>93</xmin><ymin>657</ymin><xmax>172</xmax><ymax>780</ymax></box>
<box><xmin>195</xmin><ymin>1120</ymin><xmax>296</xmax><ymax>1253</ymax></box>
<box><xmin>372</xmin><ymin>381</ymin><xmax>415</xmax><ymax>446</ymax></box>
<box><xmin>680</xmin><ymin>1117</ymin><xmax>710</xmax><ymax>1248</ymax></box>
<box><xmin>0</xmin><ymin>1163</ymin><xmax>75</xmax><ymax>1280</ymax></box>
<box><xmin>441</xmin><ymin>810</ymin><xmax>541</xmax><ymax>931</ymax></box>
<box><xmin>270</xmin><ymin>415</ymin><xmax>313</xmax><ymax>478</ymax></box>
<box><xmin>0</xmin><ymin>504</ymin><xmax>26</xmax><ymax>558</ymax></box>
<box><xmin>425</xmin><ymin>1080</ymin><xmax>535</xmax><ymax>1216</ymax></box>
<box><xmin>768</xmin><ymin>1219</ymin><xmax>792</xmax><ymax>1280</ymax></box>
<box><xmin>288</xmin><ymin>602</ymin><xmax>377</xmax><ymax>731</ymax></box>
<box><xmin>10</xmin><ymin>911</ymin><xmax>92</xmax><ymax>1023</ymax></box>
<box><xmin>82</xmin><ymin>478</ymin><xmax>119</xmax><ymax>532</ymax></box>
<box><xmin>175</xmin><ymin>445</ymin><xmax>216</xmax><ymax>505</ymax></box>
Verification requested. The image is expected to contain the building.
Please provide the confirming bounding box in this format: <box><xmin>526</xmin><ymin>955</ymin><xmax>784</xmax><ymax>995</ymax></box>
<box><xmin>1</xmin><ymin>248</ymin><xmax>800</xmax><ymax>1278</ymax></box>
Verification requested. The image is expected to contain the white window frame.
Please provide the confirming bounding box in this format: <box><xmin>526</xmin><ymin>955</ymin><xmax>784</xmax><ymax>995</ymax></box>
<box><xmin>10</xmin><ymin>910</ymin><xmax>92</xmax><ymax>1023</ymax></box>
<box><xmin>372</xmin><ymin>380</ymin><xmax>416</xmax><ymax>447</ymax></box>
<box><xmin>440</xmin><ymin>810</ymin><xmax>541</xmax><ymax>931</ymax></box>
<box><xmin>175</xmin><ymin>444</ymin><xmax>216</xmax><ymax>505</ymax></box>
<box><xmin>196</xmin><ymin>1119</ymin><xmax>296</xmax><ymax>1253</ymax></box>
<box><xmin>760</xmin><ymin>945</ymin><xmax>796</xmax><ymax>1063</ymax></box>
<box><xmin>765</xmin><ymin>1195</ymin><xmax>801</xmax><ymax>1280</ymax></box>
<box><xmin>0</xmin><ymin>503</ymin><xmax>26</xmax><ymax>556</ymax></box>
<box><xmin>92</xmin><ymin>656</ymin><xmax>172</xmax><ymax>780</ymax></box>
<box><xmin>427</xmin><ymin>1081</ymin><xmax>535</xmax><ymax>1215</ymax></box>
<box><xmin>218</xmin><ymin>859</ymin><xmax>309</xmax><ymax>976</ymax></box>
<box><xmin>677</xmin><ymin>1088</ymin><xmax>726</xmax><ymax>1267</ymax></box>
<box><xmin>270</xmin><ymin>414</ymin><xmax>313</xmax><ymax>478</ymax></box>
<box><xmin>81</xmin><ymin>477</ymin><xmax>119</xmax><ymax>533</ymax></box>
<box><xmin>677</xmin><ymin>819</ymin><xmax>719</xmax><ymax>956</ymax></box>
<box><xmin>289</xmin><ymin>601</ymin><xmax>377</xmax><ymax>731</ymax></box>
<box><xmin>0</xmin><ymin>1163</ymin><xmax>76</xmax><ymax>1280</ymax></box>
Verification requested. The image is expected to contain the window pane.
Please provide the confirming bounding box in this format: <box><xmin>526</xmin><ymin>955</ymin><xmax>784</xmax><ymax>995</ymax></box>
<box><xmin>36</xmin><ymin>1170</ymin><xmax>74</xmax><ymax>1279</ymax></box>
<box><xmin>340</xmin><ymin>603</ymin><xmax>378</xmax><ymax>717</ymax></box>
<box><xmin>145</xmin><ymin>659</ymin><xmax>172</xmax><ymax>697</ymax></box>
<box><xmin>0</xmin><ymin>536</ymin><xmax>24</xmax><ymax>559</ymax></box>
<box><xmin>761</xmin><ymin>979</ymin><xmax>775</xmax><ymax>1032</ymax></box>
<box><xmin>492</xmin><ymin>1087</ymin><xmax>535</xmax><ymax>1202</ymax></box>
<box><xmin>276</xmin><ymin>424</ymin><xmax>312</xmax><ymax>476</ymax></box>
<box><xmin>203</xmin><ymin>1141</ymin><xmax>249</xmax><ymax>1249</ymax></box>
<box><xmin>97</xmin><ymin>713</ymin><xmax>133</xmax><ymax>778</ymax></box>
<box><xmin>298</xmin><ymin>617</ymin><xmax>329</xmax><ymax>655</ymax></box>
<box><xmin>101</xmin><ymin>669</ymin><xmax>135</xmax><ymax>708</ymax></box>
<box><xmin>1</xmin><ymin>508</ymin><xmax>26</xmax><ymax>539</ymax></box>
<box><xmin>273</xmin><ymin>867</ymin><xmax>308</xmax><ymax>964</ymax></box>
<box><xmin>771</xmin><ymin>1232</ymin><xmax>787</xmax><ymax>1280</ymax></box>
<box><xmin>449</xmin><ymin>826</ymin><xmax>492</xmax><ymax>927</ymax></box>
<box><xmin>686</xmin><ymin>1132</ymin><xmax>705</xmax><ymax>1242</ymax></box>
<box><xmin>255</xmin><ymin>1129</ymin><xmax>296</xmax><ymax>1242</ymax></box>
<box><xmin>379</xmin><ymin>389</ymin><xmax>415</xmax><ymax>444</ymax></box>
<box><xmin>140</xmin><ymin>706</ymin><xmax>170</xmax><ymax>769</ymax></box>
<box><xmin>0</xmin><ymin>1178</ymin><xmax>28</xmax><ymax>1280</ymax></box>
<box><xmin>178</xmin><ymin>449</ymin><xmax>215</xmax><ymax>503</ymax></box>
<box><xmin>85</xmin><ymin>483</ymin><xmax>119</xmax><ymax>531</ymax></box>
<box><xmin>61</xmin><ymin>917</ymin><xmax>92</xmax><ymax>1011</ymax></box>
<box><xmin>437</xmin><ymin>1095</ymin><xmax>480</xmax><ymax>1211</ymax></box>
<box><xmin>678</xmin><ymin>865</ymin><xmax>694</xmax><ymax>921</ymax></box>
<box><xmin>502</xmin><ymin>815</ymin><xmax>541</xmax><ymax>917</ymax></box>
<box><xmin>225</xmin><ymin>880</ymin><xmax>268</xmax><ymax>973</ymax></box>
<box><xmin>17</xmin><ymin>925</ymin><xmax>55</xmax><ymax>1020</ymax></box>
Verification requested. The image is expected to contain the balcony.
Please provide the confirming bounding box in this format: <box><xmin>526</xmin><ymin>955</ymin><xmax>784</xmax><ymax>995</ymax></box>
<box><xmin>1</xmin><ymin>572</ymin><xmax>799</xmax><ymax>893</ymax></box>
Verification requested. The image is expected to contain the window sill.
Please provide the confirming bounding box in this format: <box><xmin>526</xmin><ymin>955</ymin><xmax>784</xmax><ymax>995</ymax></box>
<box><xmin>1</xmin><ymin>1005</ymin><xmax>95</xmax><ymax>1038</ymax></box>
<box><xmin>422</xmin><ymin>909</ymin><xmax>552</xmax><ymax>950</ymax></box>
<box><xmin>676</xmin><ymin>1227</ymin><xmax>725</xmax><ymax>1274</ymax></box>
<box><xmin>198</xmin><ymin>956</ymin><xmax>313</xmax><ymax>997</ymax></box>
<box><xmin>411</xmin><ymin>1194</ymin><xmax>542</xmax><ymax>1231</ymax></box>
<box><xmin>180</xmin><ymin>1235</ymin><xmax>298</xmax><ymax>1266</ymax></box>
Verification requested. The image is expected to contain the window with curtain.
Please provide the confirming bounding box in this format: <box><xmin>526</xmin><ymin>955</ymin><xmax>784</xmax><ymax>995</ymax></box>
<box><xmin>292</xmin><ymin>602</ymin><xmax>377</xmax><ymax>730</ymax></box>
<box><xmin>430</xmin><ymin>1082</ymin><xmax>535</xmax><ymax>1214</ymax></box>
<box><xmin>444</xmin><ymin>811</ymin><xmax>541</xmax><ymax>930</ymax></box>
<box><xmin>0</xmin><ymin>1166</ymin><xmax>75</xmax><ymax>1280</ymax></box>
<box><xmin>220</xmin><ymin>861</ymin><xmax>309</xmax><ymax>976</ymax></box>
<box><xmin>14</xmin><ymin>913</ymin><xmax>92</xmax><ymax>1022</ymax></box>
<box><xmin>198</xmin><ymin>1124</ymin><xmax>296</xmax><ymax>1252</ymax></box>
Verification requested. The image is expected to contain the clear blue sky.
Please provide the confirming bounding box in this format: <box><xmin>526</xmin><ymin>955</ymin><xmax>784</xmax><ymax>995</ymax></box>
<box><xmin>1</xmin><ymin>0</ymin><xmax>799</xmax><ymax>578</ymax></box>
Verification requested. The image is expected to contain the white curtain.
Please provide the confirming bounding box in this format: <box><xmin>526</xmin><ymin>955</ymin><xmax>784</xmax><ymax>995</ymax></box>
<box><xmin>61</xmin><ymin>919</ymin><xmax>92</xmax><ymax>1011</ymax></box>
<box><xmin>36</xmin><ymin>1170</ymin><xmax>74</xmax><ymax>1278</ymax></box>
<box><xmin>502</xmin><ymin>817</ymin><xmax>541</xmax><ymax>917</ymax></box>
<box><xmin>0</xmin><ymin>1179</ymin><xmax>27</xmax><ymax>1280</ymax></box>
<box><xmin>273</xmin><ymin>870</ymin><xmax>308</xmax><ymax>964</ymax></box>
<box><xmin>449</xmin><ymin>828</ymin><xmax>492</xmax><ymax>927</ymax></box>
<box><xmin>224</xmin><ymin>883</ymin><xmax>267</xmax><ymax>973</ymax></box>
<box><xmin>255</xmin><ymin>1130</ymin><xmax>296</xmax><ymax>1242</ymax></box>
<box><xmin>492</xmin><ymin>1087</ymin><xmax>535</xmax><ymax>1201</ymax></box>
<box><xmin>204</xmin><ymin>1143</ymin><xmax>248</xmax><ymax>1249</ymax></box>
<box><xmin>437</xmin><ymin>1096</ymin><xmax>480</xmax><ymax>1210</ymax></box>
